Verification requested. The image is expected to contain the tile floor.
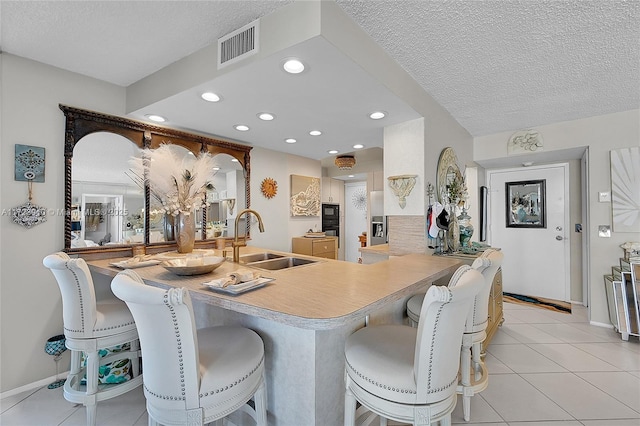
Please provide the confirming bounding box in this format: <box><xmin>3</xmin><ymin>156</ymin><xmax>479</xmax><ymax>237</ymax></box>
<box><xmin>1</xmin><ymin>301</ymin><xmax>639</xmax><ymax>426</ymax></box>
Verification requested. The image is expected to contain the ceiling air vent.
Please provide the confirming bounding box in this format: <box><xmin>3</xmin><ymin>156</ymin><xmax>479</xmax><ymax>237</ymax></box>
<box><xmin>217</xmin><ymin>19</ymin><xmax>260</xmax><ymax>69</ymax></box>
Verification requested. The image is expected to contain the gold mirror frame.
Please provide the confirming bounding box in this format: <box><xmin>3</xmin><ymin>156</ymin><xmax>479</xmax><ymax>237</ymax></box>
<box><xmin>436</xmin><ymin>147</ymin><xmax>462</xmax><ymax>204</ymax></box>
<box><xmin>61</xmin><ymin>105</ymin><xmax>251</xmax><ymax>256</ymax></box>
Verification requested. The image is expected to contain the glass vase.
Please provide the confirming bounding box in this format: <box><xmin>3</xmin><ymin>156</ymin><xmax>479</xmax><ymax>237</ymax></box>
<box><xmin>175</xmin><ymin>212</ymin><xmax>195</xmax><ymax>253</ymax></box>
<box><xmin>458</xmin><ymin>207</ymin><xmax>474</xmax><ymax>249</ymax></box>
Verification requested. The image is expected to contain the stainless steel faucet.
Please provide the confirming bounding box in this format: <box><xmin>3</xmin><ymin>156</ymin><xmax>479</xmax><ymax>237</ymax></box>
<box><xmin>233</xmin><ymin>209</ymin><xmax>265</xmax><ymax>262</ymax></box>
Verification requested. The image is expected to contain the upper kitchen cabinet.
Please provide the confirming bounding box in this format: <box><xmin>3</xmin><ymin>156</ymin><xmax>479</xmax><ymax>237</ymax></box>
<box><xmin>371</xmin><ymin>171</ymin><xmax>385</xmax><ymax>191</ymax></box>
<box><xmin>321</xmin><ymin>177</ymin><xmax>344</xmax><ymax>204</ymax></box>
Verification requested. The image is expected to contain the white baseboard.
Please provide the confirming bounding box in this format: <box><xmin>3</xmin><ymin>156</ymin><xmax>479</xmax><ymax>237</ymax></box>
<box><xmin>0</xmin><ymin>371</ymin><xmax>69</xmax><ymax>400</ymax></box>
<box><xmin>589</xmin><ymin>320</ymin><xmax>614</xmax><ymax>329</ymax></box>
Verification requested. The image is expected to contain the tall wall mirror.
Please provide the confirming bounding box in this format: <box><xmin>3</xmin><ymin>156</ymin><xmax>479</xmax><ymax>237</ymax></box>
<box><xmin>62</xmin><ymin>105</ymin><xmax>252</xmax><ymax>256</ymax></box>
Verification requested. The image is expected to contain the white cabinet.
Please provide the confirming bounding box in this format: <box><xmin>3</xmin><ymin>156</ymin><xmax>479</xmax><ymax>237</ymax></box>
<box><xmin>372</xmin><ymin>171</ymin><xmax>384</xmax><ymax>191</ymax></box>
<box><xmin>321</xmin><ymin>178</ymin><xmax>343</xmax><ymax>203</ymax></box>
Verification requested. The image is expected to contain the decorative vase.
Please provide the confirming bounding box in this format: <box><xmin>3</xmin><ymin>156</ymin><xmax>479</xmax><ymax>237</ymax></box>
<box><xmin>163</xmin><ymin>213</ymin><xmax>176</xmax><ymax>242</ymax></box>
<box><xmin>175</xmin><ymin>212</ymin><xmax>195</xmax><ymax>253</ymax></box>
<box><xmin>447</xmin><ymin>203</ymin><xmax>460</xmax><ymax>253</ymax></box>
<box><xmin>458</xmin><ymin>207</ymin><xmax>474</xmax><ymax>248</ymax></box>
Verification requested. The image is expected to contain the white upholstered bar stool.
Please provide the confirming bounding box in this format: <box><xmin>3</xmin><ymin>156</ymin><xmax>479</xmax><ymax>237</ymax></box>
<box><xmin>406</xmin><ymin>249</ymin><xmax>503</xmax><ymax>421</ymax></box>
<box><xmin>43</xmin><ymin>252</ymin><xmax>142</xmax><ymax>426</ymax></box>
<box><xmin>456</xmin><ymin>249</ymin><xmax>503</xmax><ymax>421</ymax></box>
<box><xmin>344</xmin><ymin>265</ymin><xmax>483</xmax><ymax>426</ymax></box>
<box><xmin>111</xmin><ymin>269</ymin><xmax>267</xmax><ymax>426</ymax></box>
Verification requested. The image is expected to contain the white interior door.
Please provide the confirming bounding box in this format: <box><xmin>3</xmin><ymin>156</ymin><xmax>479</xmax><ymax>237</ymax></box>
<box><xmin>488</xmin><ymin>164</ymin><xmax>570</xmax><ymax>302</ymax></box>
<box><xmin>344</xmin><ymin>183</ymin><xmax>368</xmax><ymax>263</ymax></box>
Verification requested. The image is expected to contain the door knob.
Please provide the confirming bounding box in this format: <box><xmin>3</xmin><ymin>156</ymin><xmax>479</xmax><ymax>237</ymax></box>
<box><xmin>556</xmin><ymin>235</ymin><xmax>564</xmax><ymax>241</ymax></box>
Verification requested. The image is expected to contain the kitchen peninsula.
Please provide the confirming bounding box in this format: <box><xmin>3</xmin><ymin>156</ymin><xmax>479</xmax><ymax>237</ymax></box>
<box><xmin>88</xmin><ymin>247</ymin><xmax>461</xmax><ymax>425</ymax></box>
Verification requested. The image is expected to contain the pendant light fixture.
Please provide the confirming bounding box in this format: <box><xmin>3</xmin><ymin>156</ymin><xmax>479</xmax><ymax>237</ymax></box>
<box><xmin>335</xmin><ymin>155</ymin><xmax>356</xmax><ymax>170</ymax></box>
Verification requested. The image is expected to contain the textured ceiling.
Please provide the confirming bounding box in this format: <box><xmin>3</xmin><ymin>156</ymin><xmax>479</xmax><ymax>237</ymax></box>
<box><xmin>1</xmin><ymin>0</ymin><xmax>638</xmax><ymax>142</ymax></box>
<box><xmin>338</xmin><ymin>0</ymin><xmax>640</xmax><ymax>136</ymax></box>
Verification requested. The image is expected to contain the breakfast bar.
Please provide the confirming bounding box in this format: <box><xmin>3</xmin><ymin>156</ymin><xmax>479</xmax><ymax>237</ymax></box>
<box><xmin>88</xmin><ymin>247</ymin><xmax>461</xmax><ymax>425</ymax></box>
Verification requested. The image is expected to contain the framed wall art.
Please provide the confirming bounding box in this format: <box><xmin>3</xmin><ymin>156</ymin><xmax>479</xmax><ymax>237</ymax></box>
<box><xmin>15</xmin><ymin>144</ymin><xmax>45</xmax><ymax>182</ymax></box>
<box><xmin>290</xmin><ymin>174</ymin><xmax>320</xmax><ymax>216</ymax></box>
<box><xmin>505</xmin><ymin>179</ymin><xmax>546</xmax><ymax>228</ymax></box>
<box><xmin>610</xmin><ymin>147</ymin><xmax>640</xmax><ymax>232</ymax></box>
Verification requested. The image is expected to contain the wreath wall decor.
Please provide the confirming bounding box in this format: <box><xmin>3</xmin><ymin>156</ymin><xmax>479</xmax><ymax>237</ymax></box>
<box><xmin>261</xmin><ymin>177</ymin><xmax>278</xmax><ymax>199</ymax></box>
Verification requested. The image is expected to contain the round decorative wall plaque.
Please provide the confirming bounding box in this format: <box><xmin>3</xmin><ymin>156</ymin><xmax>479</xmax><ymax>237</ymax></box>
<box><xmin>260</xmin><ymin>177</ymin><xmax>278</xmax><ymax>199</ymax></box>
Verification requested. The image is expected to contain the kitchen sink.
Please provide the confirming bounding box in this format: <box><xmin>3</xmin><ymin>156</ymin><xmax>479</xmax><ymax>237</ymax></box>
<box><xmin>238</xmin><ymin>252</ymin><xmax>285</xmax><ymax>264</ymax></box>
<box><xmin>247</xmin><ymin>257</ymin><xmax>319</xmax><ymax>270</ymax></box>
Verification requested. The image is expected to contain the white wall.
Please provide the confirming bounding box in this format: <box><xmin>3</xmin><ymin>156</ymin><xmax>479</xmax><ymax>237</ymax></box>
<box><xmin>384</xmin><ymin>118</ymin><xmax>425</xmax><ymax>216</ymax></box>
<box><xmin>475</xmin><ymin>109</ymin><xmax>640</xmax><ymax>325</ymax></box>
<box><xmin>1</xmin><ymin>54</ymin><xmax>126</xmax><ymax>392</ymax></box>
<box><xmin>248</xmin><ymin>148</ymin><xmax>322</xmax><ymax>253</ymax></box>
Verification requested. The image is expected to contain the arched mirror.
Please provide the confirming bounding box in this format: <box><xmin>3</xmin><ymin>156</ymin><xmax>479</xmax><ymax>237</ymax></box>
<box><xmin>71</xmin><ymin>132</ymin><xmax>144</xmax><ymax>248</ymax></box>
<box><xmin>61</xmin><ymin>105</ymin><xmax>251</xmax><ymax>256</ymax></box>
<box><xmin>204</xmin><ymin>153</ymin><xmax>246</xmax><ymax>239</ymax></box>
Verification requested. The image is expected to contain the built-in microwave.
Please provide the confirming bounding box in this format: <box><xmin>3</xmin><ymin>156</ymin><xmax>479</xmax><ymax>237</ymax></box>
<box><xmin>322</xmin><ymin>203</ymin><xmax>340</xmax><ymax>246</ymax></box>
<box><xmin>323</xmin><ymin>204</ymin><xmax>339</xmax><ymax>219</ymax></box>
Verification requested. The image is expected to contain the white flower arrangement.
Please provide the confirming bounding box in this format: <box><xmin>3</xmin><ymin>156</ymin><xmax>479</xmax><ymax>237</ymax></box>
<box><xmin>128</xmin><ymin>144</ymin><xmax>217</xmax><ymax>216</ymax></box>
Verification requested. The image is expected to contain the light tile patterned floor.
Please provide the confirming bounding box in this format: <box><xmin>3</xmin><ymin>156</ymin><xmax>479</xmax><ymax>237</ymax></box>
<box><xmin>1</xmin><ymin>302</ymin><xmax>639</xmax><ymax>425</ymax></box>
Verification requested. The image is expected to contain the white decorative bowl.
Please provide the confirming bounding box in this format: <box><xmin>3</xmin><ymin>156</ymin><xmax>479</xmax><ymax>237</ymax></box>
<box><xmin>162</xmin><ymin>256</ymin><xmax>225</xmax><ymax>276</ymax></box>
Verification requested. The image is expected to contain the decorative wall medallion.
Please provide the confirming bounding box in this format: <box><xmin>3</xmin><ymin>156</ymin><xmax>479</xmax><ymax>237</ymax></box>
<box><xmin>260</xmin><ymin>177</ymin><xmax>278</xmax><ymax>199</ymax></box>
<box><xmin>12</xmin><ymin>201</ymin><xmax>47</xmax><ymax>228</ymax></box>
<box><xmin>508</xmin><ymin>129</ymin><xmax>543</xmax><ymax>154</ymax></box>
<box><xmin>352</xmin><ymin>188</ymin><xmax>367</xmax><ymax>211</ymax></box>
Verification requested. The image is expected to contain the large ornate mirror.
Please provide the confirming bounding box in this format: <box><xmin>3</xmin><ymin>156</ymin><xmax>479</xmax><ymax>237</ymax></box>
<box><xmin>436</xmin><ymin>147</ymin><xmax>463</xmax><ymax>204</ymax></box>
<box><xmin>61</xmin><ymin>105</ymin><xmax>251</xmax><ymax>255</ymax></box>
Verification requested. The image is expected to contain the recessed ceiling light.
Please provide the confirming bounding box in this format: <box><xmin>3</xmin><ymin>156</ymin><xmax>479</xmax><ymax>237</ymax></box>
<box><xmin>328</xmin><ymin>149</ymin><xmax>339</xmax><ymax>154</ymax></box>
<box><xmin>348</xmin><ymin>175</ymin><xmax>355</xmax><ymax>178</ymax></box>
<box><xmin>231</xmin><ymin>158</ymin><xmax>239</xmax><ymax>162</ymax></box>
<box><xmin>201</xmin><ymin>92</ymin><xmax>221</xmax><ymax>102</ymax></box>
<box><xmin>369</xmin><ymin>111</ymin><xmax>386</xmax><ymax>120</ymax></box>
<box><xmin>146</xmin><ymin>114</ymin><xmax>166</xmax><ymax>123</ymax></box>
<box><xmin>353</xmin><ymin>144</ymin><xmax>364</xmax><ymax>149</ymax></box>
<box><xmin>283</xmin><ymin>58</ymin><xmax>305</xmax><ymax>74</ymax></box>
<box><xmin>285</xmin><ymin>138</ymin><xmax>297</xmax><ymax>144</ymax></box>
<box><xmin>234</xmin><ymin>124</ymin><xmax>249</xmax><ymax>131</ymax></box>
<box><xmin>213</xmin><ymin>166</ymin><xmax>220</xmax><ymax>171</ymax></box>
<box><xmin>309</xmin><ymin>130</ymin><xmax>322</xmax><ymax>136</ymax></box>
<box><xmin>258</xmin><ymin>112</ymin><xmax>275</xmax><ymax>121</ymax></box>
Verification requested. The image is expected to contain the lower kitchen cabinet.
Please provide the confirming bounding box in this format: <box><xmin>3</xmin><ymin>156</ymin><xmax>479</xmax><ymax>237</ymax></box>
<box><xmin>292</xmin><ymin>237</ymin><xmax>338</xmax><ymax>260</ymax></box>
